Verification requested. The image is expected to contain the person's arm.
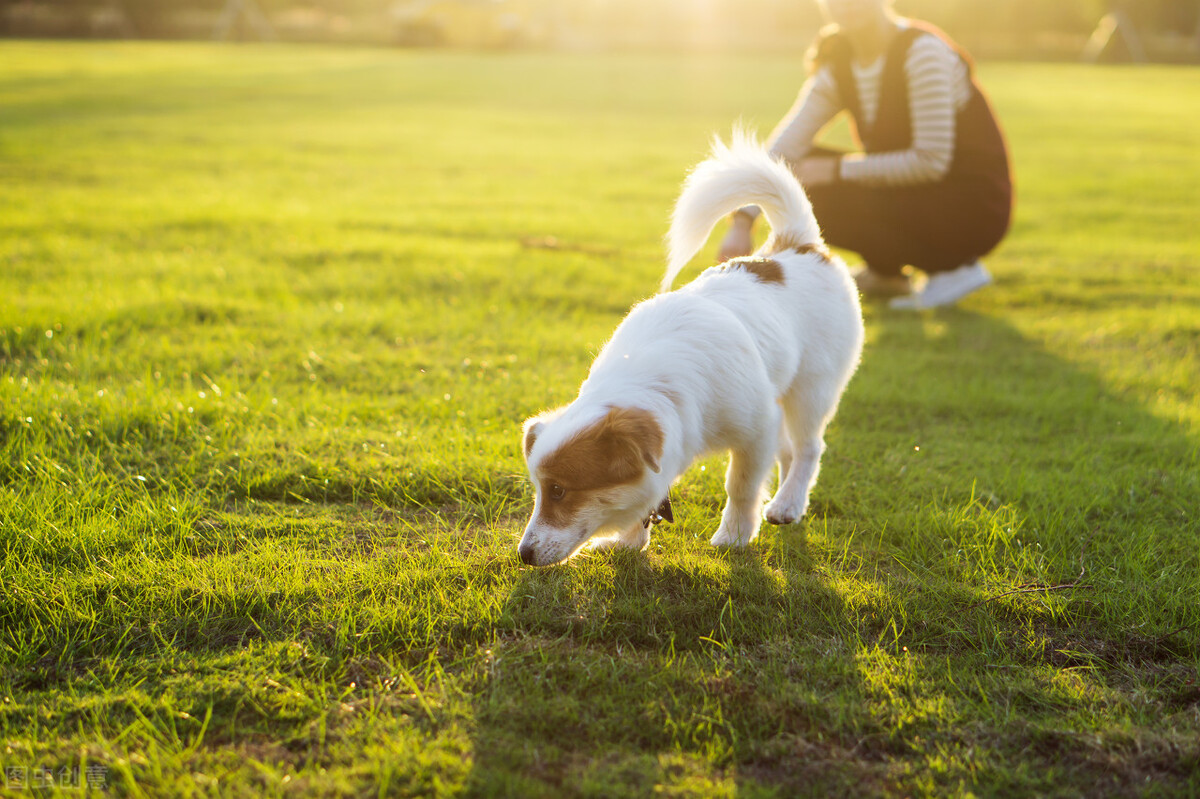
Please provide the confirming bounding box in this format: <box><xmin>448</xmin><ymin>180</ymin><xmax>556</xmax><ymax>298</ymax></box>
<box><xmin>713</xmin><ymin>204</ymin><xmax>756</xmax><ymax>263</ymax></box>
<box><xmin>765</xmin><ymin>67</ymin><xmax>843</xmax><ymax>168</ymax></box>
<box><xmin>720</xmin><ymin>67</ymin><xmax>842</xmax><ymax>255</ymax></box>
<box><xmin>838</xmin><ymin>35</ymin><xmax>961</xmax><ymax>185</ymax></box>
<box><xmin>717</xmin><ymin>67</ymin><xmax>845</xmax><ymax>262</ymax></box>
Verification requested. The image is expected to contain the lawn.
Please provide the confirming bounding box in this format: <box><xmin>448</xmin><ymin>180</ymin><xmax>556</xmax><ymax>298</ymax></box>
<box><xmin>1</xmin><ymin>41</ymin><xmax>1198</xmax><ymax>797</ymax></box>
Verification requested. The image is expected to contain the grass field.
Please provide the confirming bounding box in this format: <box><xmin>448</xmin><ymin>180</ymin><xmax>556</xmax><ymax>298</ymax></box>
<box><xmin>1</xmin><ymin>41</ymin><xmax>1199</xmax><ymax>797</ymax></box>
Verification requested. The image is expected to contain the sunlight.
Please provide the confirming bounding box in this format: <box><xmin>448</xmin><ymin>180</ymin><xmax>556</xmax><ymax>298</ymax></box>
<box><xmin>6</xmin><ymin>0</ymin><xmax>1196</xmax><ymax>61</ymax></box>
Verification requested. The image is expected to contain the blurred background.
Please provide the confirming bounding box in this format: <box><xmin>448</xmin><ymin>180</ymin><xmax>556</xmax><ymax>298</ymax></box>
<box><xmin>2</xmin><ymin>0</ymin><xmax>1198</xmax><ymax>61</ymax></box>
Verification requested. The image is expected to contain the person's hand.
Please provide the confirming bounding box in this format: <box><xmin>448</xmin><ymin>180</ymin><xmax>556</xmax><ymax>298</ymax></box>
<box><xmin>797</xmin><ymin>156</ymin><xmax>839</xmax><ymax>187</ymax></box>
<box><xmin>717</xmin><ymin>216</ymin><xmax>754</xmax><ymax>262</ymax></box>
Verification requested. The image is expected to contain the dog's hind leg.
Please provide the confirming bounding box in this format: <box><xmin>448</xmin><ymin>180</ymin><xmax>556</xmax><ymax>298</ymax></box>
<box><xmin>711</xmin><ymin>406</ymin><xmax>780</xmax><ymax>547</ymax></box>
<box><xmin>764</xmin><ymin>379</ymin><xmax>843</xmax><ymax>525</ymax></box>
<box><xmin>775</xmin><ymin>424</ymin><xmax>794</xmax><ymax>489</ymax></box>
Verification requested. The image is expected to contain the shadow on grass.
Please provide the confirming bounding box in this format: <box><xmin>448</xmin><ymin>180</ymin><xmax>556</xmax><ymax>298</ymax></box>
<box><xmin>855</xmin><ymin>307</ymin><xmax>1197</xmax><ymax>628</ymax></box>
<box><xmin>467</xmin><ymin>544</ymin><xmax>875</xmax><ymax>796</ymax></box>
<box><xmin>463</xmin><ymin>306</ymin><xmax>1200</xmax><ymax>795</ymax></box>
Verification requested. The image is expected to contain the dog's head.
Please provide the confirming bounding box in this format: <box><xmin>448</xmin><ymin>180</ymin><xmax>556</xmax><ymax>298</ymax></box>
<box><xmin>518</xmin><ymin>405</ymin><xmax>663</xmax><ymax>566</ymax></box>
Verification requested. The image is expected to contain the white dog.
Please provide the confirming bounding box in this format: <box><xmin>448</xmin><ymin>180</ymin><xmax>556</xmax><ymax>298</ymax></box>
<box><xmin>518</xmin><ymin>135</ymin><xmax>864</xmax><ymax>566</ymax></box>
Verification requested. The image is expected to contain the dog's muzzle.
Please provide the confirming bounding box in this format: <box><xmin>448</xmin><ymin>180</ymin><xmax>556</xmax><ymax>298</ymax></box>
<box><xmin>518</xmin><ymin>541</ymin><xmax>538</xmax><ymax>565</ymax></box>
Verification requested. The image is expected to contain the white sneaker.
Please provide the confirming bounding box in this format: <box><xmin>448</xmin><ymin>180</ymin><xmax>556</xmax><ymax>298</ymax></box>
<box><xmin>889</xmin><ymin>261</ymin><xmax>992</xmax><ymax>310</ymax></box>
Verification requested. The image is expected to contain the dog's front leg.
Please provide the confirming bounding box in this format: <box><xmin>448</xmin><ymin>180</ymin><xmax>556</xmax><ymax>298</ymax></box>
<box><xmin>590</xmin><ymin>522</ymin><xmax>651</xmax><ymax>552</ymax></box>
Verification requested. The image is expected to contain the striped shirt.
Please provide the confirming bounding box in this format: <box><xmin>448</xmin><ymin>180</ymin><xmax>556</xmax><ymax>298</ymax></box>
<box><xmin>767</xmin><ymin>27</ymin><xmax>971</xmax><ymax>186</ymax></box>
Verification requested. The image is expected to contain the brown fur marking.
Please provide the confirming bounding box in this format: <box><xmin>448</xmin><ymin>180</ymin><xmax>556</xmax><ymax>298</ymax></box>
<box><xmin>535</xmin><ymin>406</ymin><xmax>663</xmax><ymax>529</ymax></box>
<box><xmin>764</xmin><ymin>232</ymin><xmax>832</xmax><ymax>261</ymax></box>
<box><xmin>722</xmin><ymin>257</ymin><xmax>785</xmax><ymax>285</ymax></box>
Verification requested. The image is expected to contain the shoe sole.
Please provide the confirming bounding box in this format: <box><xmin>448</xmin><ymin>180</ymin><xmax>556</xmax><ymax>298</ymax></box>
<box><xmin>889</xmin><ymin>272</ymin><xmax>992</xmax><ymax>310</ymax></box>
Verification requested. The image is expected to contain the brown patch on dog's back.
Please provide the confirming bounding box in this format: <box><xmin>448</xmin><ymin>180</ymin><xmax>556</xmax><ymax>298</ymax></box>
<box><xmin>535</xmin><ymin>406</ymin><xmax>663</xmax><ymax>529</ymax></box>
<box><xmin>764</xmin><ymin>232</ymin><xmax>832</xmax><ymax>261</ymax></box>
<box><xmin>722</xmin><ymin>257</ymin><xmax>785</xmax><ymax>285</ymax></box>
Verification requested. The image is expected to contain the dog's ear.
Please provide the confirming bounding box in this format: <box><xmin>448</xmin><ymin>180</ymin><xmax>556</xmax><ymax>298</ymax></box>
<box><xmin>522</xmin><ymin>417</ymin><xmax>544</xmax><ymax>460</ymax></box>
<box><xmin>522</xmin><ymin>408</ymin><xmax>565</xmax><ymax>460</ymax></box>
<box><xmin>601</xmin><ymin>406</ymin><xmax>663</xmax><ymax>474</ymax></box>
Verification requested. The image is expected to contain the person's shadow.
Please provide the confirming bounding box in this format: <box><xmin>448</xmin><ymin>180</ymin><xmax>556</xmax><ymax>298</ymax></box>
<box><xmin>465</xmin><ymin>306</ymin><xmax>1199</xmax><ymax>794</ymax></box>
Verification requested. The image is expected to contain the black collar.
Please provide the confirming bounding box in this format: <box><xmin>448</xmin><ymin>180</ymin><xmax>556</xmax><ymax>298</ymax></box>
<box><xmin>641</xmin><ymin>494</ymin><xmax>674</xmax><ymax>528</ymax></box>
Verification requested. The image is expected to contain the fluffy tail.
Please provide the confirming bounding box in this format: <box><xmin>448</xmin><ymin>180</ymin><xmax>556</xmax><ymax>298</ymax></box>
<box><xmin>662</xmin><ymin>130</ymin><xmax>822</xmax><ymax>292</ymax></box>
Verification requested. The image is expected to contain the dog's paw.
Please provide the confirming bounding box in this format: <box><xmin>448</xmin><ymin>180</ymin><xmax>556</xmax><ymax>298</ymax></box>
<box><xmin>764</xmin><ymin>495</ymin><xmax>808</xmax><ymax>526</ymax></box>
<box><xmin>590</xmin><ymin>525</ymin><xmax>650</xmax><ymax>552</ymax></box>
<box><xmin>710</xmin><ymin>519</ymin><xmax>759</xmax><ymax>548</ymax></box>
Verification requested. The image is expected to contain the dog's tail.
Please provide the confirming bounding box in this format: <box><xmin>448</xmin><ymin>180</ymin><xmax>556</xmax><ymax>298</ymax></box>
<box><xmin>662</xmin><ymin>130</ymin><xmax>823</xmax><ymax>292</ymax></box>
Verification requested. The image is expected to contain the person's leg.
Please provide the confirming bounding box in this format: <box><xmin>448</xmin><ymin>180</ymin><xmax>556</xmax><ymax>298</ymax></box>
<box><xmin>797</xmin><ymin>151</ymin><xmax>1009</xmax><ymax>305</ymax></box>
<box><xmin>882</xmin><ymin>180</ymin><xmax>1010</xmax><ymax>274</ymax></box>
<box><xmin>806</xmin><ymin>183</ymin><xmax>900</xmax><ymax>274</ymax></box>
<box><xmin>800</xmin><ymin>147</ymin><xmax>912</xmax><ymax>277</ymax></box>
<box><xmin>884</xmin><ymin>181</ymin><xmax>1009</xmax><ymax>309</ymax></box>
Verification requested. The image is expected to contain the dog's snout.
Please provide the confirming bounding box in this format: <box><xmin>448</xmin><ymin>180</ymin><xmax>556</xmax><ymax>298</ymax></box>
<box><xmin>518</xmin><ymin>541</ymin><xmax>538</xmax><ymax>566</ymax></box>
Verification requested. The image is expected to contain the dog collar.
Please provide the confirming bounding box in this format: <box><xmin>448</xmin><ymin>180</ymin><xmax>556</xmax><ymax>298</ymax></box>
<box><xmin>642</xmin><ymin>494</ymin><xmax>674</xmax><ymax>528</ymax></box>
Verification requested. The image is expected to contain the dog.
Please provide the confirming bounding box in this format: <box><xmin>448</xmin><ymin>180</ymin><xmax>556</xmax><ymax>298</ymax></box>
<box><xmin>518</xmin><ymin>134</ymin><xmax>864</xmax><ymax>566</ymax></box>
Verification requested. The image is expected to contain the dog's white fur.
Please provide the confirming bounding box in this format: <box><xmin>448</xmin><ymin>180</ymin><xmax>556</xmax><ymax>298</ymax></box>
<box><xmin>519</xmin><ymin>134</ymin><xmax>864</xmax><ymax>566</ymax></box>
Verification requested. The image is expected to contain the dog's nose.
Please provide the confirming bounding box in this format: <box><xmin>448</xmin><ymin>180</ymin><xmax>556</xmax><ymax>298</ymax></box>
<box><xmin>518</xmin><ymin>542</ymin><xmax>538</xmax><ymax>566</ymax></box>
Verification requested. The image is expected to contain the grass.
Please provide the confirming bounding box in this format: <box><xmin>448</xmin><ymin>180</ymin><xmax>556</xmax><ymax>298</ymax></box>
<box><xmin>1</xmin><ymin>41</ymin><xmax>1199</xmax><ymax>797</ymax></box>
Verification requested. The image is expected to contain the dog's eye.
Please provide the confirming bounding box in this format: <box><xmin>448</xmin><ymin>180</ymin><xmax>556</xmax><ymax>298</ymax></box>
<box><xmin>549</xmin><ymin>484</ymin><xmax>565</xmax><ymax>500</ymax></box>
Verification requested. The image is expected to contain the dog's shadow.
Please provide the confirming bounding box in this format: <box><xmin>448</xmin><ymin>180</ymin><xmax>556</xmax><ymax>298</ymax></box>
<box><xmin>494</xmin><ymin>534</ymin><xmax>838</xmax><ymax>651</ymax></box>
<box><xmin>467</xmin><ymin>534</ymin><xmax>861</xmax><ymax>792</ymax></box>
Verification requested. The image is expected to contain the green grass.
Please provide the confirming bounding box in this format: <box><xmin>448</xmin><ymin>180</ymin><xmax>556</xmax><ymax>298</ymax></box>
<box><xmin>2</xmin><ymin>41</ymin><xmax>1199</xmax><ymax>797</ymax></box>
